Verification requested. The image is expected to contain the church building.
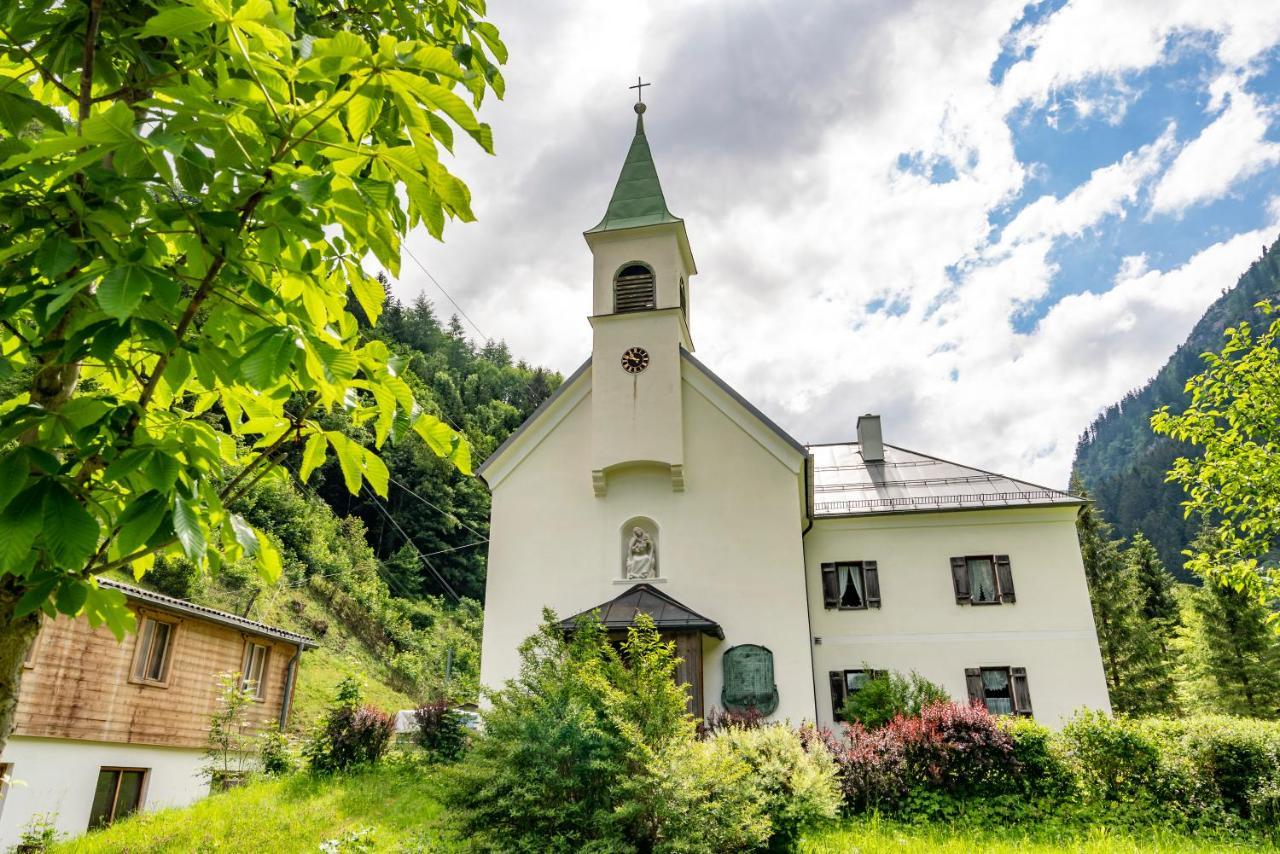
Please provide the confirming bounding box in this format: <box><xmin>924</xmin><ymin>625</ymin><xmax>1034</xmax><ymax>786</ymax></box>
<box><xmin>477</xmin><ymin>101</ymin><xmax>1111</xmax><ymax>728</ymax></box>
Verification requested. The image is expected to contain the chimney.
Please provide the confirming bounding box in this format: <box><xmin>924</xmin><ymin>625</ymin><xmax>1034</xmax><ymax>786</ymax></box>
<box><xmin>857</xmin><ymin>414</ymin><xmax>883</xmax><ymax>463</ymax></box>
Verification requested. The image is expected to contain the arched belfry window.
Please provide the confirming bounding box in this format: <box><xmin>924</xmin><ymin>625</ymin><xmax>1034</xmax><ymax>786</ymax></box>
<box><xmin>614</xmin><ymin>264</ymin><xmax>656</xmax><ymax>313</ymax></box>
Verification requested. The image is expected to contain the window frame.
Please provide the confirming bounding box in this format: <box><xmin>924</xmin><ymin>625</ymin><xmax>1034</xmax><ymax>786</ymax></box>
<box><xmin>828</xmin><ymin>667</ymin><xmax>886</xmax><ymax>721</ymax></box>
<box><xmin>87</xmin><ymin>766</ymin><xmax>148</xmax><ymax>831</ymax></box>
<box><xmin>240</xmin><ymin>640</ymin><xmax>271</xmax><ymax>701</ymax></box>
<box><xmin>950</xmin><ymin>554</ymin><xmax>1015</xmax><ymax>606</ymax></box>
<box><xmin>820</xmin><ymin>560</ymin><xmax>881</xmax><ymax>610</ymax></box>
<box><xmin>965</xmin><ymin>666</ymin><xmax>1032</xmax><ymax>717</ymax></box>
<box><xmin>129</xmin><ymin>613</ymin><xmax>179</xmax><ymax>688</ymax></box>
<box><xmin>22</xmin><ymin>620</ymin><xmax>40</xmax><ymax>669</ymax></box>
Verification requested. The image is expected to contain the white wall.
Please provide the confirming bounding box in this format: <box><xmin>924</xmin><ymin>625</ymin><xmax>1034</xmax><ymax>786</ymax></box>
<box><xmin>480</xmin><ymin>362</ymin><xmax>816</xmax><ymax>723</ymax></box>
<box><xmin>805</xmin><ymin>506</ymin><xmax>1112</xmax><ymax>728</ymax></box>
<box><xmin>0</xmin><ymin>736</ymin><xmax>207</xmax><ymax>848</ymax></box>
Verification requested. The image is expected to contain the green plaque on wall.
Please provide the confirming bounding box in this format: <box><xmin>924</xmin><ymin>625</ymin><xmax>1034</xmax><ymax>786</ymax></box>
<box><xmin>721</xmin><ymin>644</ymin><xmax>779</xmax><ymax>716</ymax></box>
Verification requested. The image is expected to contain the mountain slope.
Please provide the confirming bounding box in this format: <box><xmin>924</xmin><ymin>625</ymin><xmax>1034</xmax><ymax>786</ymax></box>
<box><xmin>1072</xmin><ymin>234</ymin><xmax>1280</xmax><ymax>579</ymax></box>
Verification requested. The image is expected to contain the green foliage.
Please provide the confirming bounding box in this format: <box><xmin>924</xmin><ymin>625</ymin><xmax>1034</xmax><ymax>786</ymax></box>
<box><xmin>145</xmin><ymin>554</ymin><xmax>205</xmax><ymax>600</ymax></box>
<box><xmin>706</xmin><ymin>724</ymin><xmax>842</xmax><ymax>847</ymax></box>
<box><xmin>411</xmin><ymin>701</ymin><xmax>469</xmax><ymax>764</ymax></box>
<box><xmin>304</xmin><ymin>678</ymin><xmax>396</xmax><ymax>774</ymax></box>
<box><xmin>1172</xmin><ymin>582</ymin><xmax>1280</xmax><ymax>718</ymax></box>
<box><xmin>1073</xmin><ymin>236</ymin><xmax>1280</xmax><ymax>576</ymax></box>
<box><xmin>643</xmin><ymin>739</ymin><xmax>771</xmax><ymax>853</ymax></box>
<box><xmin>257</xmin><ymin>724</ymin><xmax>295</xmax><ymax>776</ymax></box>
<box><xmin>13</xmin><ymin>813</ymin><xmax>59</xmax><ymax>853</ymax></box>
<box><xmin>1075</xmin><ymin>493</ymin><xmax>1177</xmax><ymax>714</ymax></box>
<box><xmin>205</xmin><ymin>671</ymin><xmax>257</xmax><ymax>791</ymax></box>
<box><xmin>0</xmin><ymin>0</ymin><xmax>502</xmax><ymax>681</ymax></box>
<box><xmin>1152</xmin><ymin>301</ymin><xmax>1280</xmax><ymax>604</ymax></box>
<box><xmin>838</xmin><ymin>670</ymin><xmax>949</xmax><ymax>729</ymax></box>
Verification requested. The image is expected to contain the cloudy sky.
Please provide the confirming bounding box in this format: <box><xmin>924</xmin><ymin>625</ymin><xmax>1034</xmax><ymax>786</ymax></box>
<box><xmin>395</xmin><ymin>0</ymin><xmax>1280</xmax><ymax>489</ymax></box>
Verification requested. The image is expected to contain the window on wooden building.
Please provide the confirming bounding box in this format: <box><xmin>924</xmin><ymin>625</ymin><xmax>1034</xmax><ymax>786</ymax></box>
<box><xmin>131</xmin><ymin>617</ymin><xmax>176</xmax><ymax>685</ymax></box>
<box><xmin>828</xmin><ymin>668</ymin><xmax>886</xmax><ymax>720</ymax></box>
<box><xmin>88</xmin><ymin>768</ymin><xmax>146</xmax><ymax>830</ymax></box>
<box><xmin>950</xmin><ymin>555</ymin><xmax>1015</xmax><ymax>605</ymax></box>
<box><xmin>821</xmin><ymin>561</ymin><xmax>880</xmax><ymax>609</ymax></box>
<box><xmin>965</xmin><ymin>667</ymin><xmax>1032</xmax><ymax>716</ymax></box>
<box><xmin>614</xmin><ymin>264</ymin><xmax>656</xmax><ymax>313</ymax></box>
<box><xmin>22</xmin><ymin>626</ymin><xmax>39</xmax><ymax>668</ymax></box>
<box><xmin>241</xmin><ymin>642</ymin><xmax>269</xmax><ymax>699</ymax></box>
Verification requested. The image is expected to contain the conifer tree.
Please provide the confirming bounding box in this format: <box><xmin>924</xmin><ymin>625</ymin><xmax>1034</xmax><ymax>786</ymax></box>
<box><xmin>1125</xmin><ymin>533</ymin><xmax>1180</xmax><ymax>647</ymax></box>
<box><xmin>1075</xmin><ymin>485</ymin><xmax>1176</xmax><ymax>714</ymax></box>
<box><xmin>1174</xmin><ymin>581</ymin><xmax>1280</xmax><ymax>718</ymax></box>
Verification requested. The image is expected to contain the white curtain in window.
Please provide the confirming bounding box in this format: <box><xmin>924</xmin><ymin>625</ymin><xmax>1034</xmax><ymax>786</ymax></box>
<box><xmin>838</xmin><ymin>565</ymin><xmax>864</xmax><ymax>608</ymax></box>
<box><xmin>982</xmin><ymin>668</ymin><xmax>1013</xmax><ymax>714</ymax></box>
<box><xmin>968</xmin><ymin>558</ymin><xmax>998</xmax><ymax>603</ymax></box>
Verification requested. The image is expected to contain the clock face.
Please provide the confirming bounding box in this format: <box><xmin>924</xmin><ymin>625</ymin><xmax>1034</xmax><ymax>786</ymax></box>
<box><xmin>621</xmin><ymin>346</ymin><xmax>650</xmax><ymax>374</ymax></box>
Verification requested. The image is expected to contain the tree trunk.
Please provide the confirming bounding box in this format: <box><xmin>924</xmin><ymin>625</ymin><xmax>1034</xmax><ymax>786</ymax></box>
<box><xmin>0</xmin><ymin>575</ymin><xmax>42</xmax><ymax>758</ymax></box>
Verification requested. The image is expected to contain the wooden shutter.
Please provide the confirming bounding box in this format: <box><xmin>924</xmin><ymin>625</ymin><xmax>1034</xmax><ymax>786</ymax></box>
<box><xmin>828</xmin><ymin>671</ymin><xmax>845</xmax><ymax>719</ymax></box>
<box><xmin>821</xmin><ymin>564</ymin><xmax>838</xmax><ymax>609</ymax></box>
<box><xmin>995</xmin><ymin>555</ymin><xmax>1016</xmax><ymax>603</ymax></box>
<box><xmin>1011</xmin><ymin>667</ymin><xmax>1032</xmax><ymax>716</ymax></box>
<box><xmin>950</xmin><ymin>557</ymin><xmax>970</xmax><ymax>604</ymax></box>
<box><xmin>863</xmin><ymin>561</ymin><xmax>881</xmax><ymax>608</ymax></box>
<box><xmin>964</xmin><ymin>668</ymin><xmax>984</xmax><ymax>707</ymax></box>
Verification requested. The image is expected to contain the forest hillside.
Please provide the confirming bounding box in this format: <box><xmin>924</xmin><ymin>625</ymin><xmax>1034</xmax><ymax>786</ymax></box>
<box><xmin>1072</xmin><ymin>234</ymin><xmax>1280</xmax><ymax>579</ymax></box>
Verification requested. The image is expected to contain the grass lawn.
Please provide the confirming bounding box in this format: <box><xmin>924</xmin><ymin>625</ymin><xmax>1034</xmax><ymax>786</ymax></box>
<box><xmin>59</xmin><ymin>763</ymin><xmax>1277</xmax><ymax>853</ymax></box>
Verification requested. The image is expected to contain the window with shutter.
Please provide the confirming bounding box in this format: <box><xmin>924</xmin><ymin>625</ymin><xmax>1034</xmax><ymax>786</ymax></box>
<box><xmin>863</xmin><ymin>561</ymin><xmax>881</xmax><ymax>608</ymax></box>
<box><xmin>995</xmin><ymin>555</ymin><xmax>1016</xmax><ymax>603</ymax></box>
<box><xmin>614</xmin><ymin>264</ymin><xmax>656</xmax><ymax>313</ymax></box>
<box><xmin>964</xmin><ymin>667</ymin><xmax>984</xmax><ymax>705</ymax></box>
<box><xmin>831</xmin><ymin>669</ymin><xmax>881</xmax><ymax>721</ymax></box>
<box><xmin>953</xmin><ymin>555</ymin><xmax>1014</xmax><ymax>606</ymax></box>
<box><xmin>965</xmin><ymin>666</ymin><xmax>1030</xmax><ymax>717</ymax></box>
<box><xmin>828</xmin><ymin>671</ymin><xmax>845</xmax><ymax>719</ymax></box>
<box><xmin>951</xmin><ymin>557</ymin><xmax>970</xmax><ymax>604</ymax></box>
<box><xmin>1010</xmin><ymin>667</ymin><xmax>1033</xmax><ymax>716</ymax></box>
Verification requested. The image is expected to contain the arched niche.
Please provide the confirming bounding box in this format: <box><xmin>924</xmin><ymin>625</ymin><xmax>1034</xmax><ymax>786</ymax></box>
<box><xmin>620</xmin><ymin>516</ymin><xmax>659</xmax><ymax>580</ymax></box>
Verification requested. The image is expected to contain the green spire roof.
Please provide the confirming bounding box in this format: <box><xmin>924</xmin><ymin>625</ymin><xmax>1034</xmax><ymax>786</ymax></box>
<box><xmin>588</xmin><ymin>107</ymin><xmax>682</xmax><ymax>233</ymax></box>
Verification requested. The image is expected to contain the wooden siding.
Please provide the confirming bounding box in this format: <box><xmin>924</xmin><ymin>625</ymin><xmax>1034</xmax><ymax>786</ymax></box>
<box><xmin>14</xmin><ymin>606</ymin><xmax>302</xmax><ymax>749</ymax></box>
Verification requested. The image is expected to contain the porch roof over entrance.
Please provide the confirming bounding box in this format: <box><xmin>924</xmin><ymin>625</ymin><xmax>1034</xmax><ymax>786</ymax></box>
<box><xmin>560</xmin><ymin>583</ymin><xmax>724</xmax><ymax>639</ymax></box>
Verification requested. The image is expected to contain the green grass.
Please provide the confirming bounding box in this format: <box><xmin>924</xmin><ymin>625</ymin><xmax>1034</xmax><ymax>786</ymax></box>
<box><xmin>801</xmin><ymin>816</ymin><xmax>1276</xmax><ymax>853</ymax></box>
<box><xmin>60</xmin><ymin>764</ymin><xmax>1278</xmax><ymax>854</ymax></box>
<box><xmin>57</xmin><ymin>762</ymin><xmax>447</xmax><ymax>853</ymax></box>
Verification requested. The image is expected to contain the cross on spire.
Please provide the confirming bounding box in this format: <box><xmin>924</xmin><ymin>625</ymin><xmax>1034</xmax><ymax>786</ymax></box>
<box><xmin>629</xmin><ymin>76</ymin><xmax>650</xmax><ymax>104</ymax></box>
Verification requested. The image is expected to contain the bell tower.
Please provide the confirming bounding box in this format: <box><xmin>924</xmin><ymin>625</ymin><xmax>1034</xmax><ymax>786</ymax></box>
<box><xmin>585</xmin><ymin>96</ymin><xmax>697</xmax><ymax>496</ymax></box>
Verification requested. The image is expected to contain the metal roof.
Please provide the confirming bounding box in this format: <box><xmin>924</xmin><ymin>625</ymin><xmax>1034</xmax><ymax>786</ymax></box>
<box><xmin>97</xmin><ymin>577</ymin><xmax>318</xmax><ymax>649</ymax></box>
<box><xmin>808</xmin><ymin>442</ymin><xmax>1083</xmax><ymax>517</ymax></box>
<box><xmin>586</xmin><ymin>109</ymin><xmax>682</xmax><ymax>234</ymax></box>
<box><xmin>560</xmin><ymin>583</ymin><xmax>724</xmax><ymax>639</ymax></box>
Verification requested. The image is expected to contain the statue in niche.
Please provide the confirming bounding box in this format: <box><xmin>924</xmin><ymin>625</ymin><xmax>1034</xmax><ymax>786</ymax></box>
<box><xmin>624</xmin><ymin>527</ymin><xmax>656</xmax><ymax>579</ymax></box>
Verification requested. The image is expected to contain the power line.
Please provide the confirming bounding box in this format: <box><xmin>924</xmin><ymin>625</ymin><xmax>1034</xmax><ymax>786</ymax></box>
<box><xmin>386</xmin><ymin>472</ymin><xmax>489</xmax><ymax>542</ymax></box>
<box><xmin>401</xmin><ymin>244</ymin><xmax>491</xmax><ymax>344</ymax></box>
<box><xmin>359</xmin><ymin>482</ymin><xmax>461</xmax><ymax>603</ymax></box>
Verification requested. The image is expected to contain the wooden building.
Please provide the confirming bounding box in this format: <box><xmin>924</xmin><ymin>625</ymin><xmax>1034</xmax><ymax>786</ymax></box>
<box><xmin>0</xmin><ymin>578</ymin><xmax>315</xmax><ymax>847</ymax></box>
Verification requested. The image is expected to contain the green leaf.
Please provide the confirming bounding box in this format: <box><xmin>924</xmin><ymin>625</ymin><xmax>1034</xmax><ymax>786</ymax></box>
<box><xmin>42</xmin><ymin>482</ymin><xmax>101</xmax><ymax>568</ymax></box>
<box><xmin>351</xmin><ymin>271</ymin><xmax>385</xmax><ymax>326</ymax></box>
<box><xmin>83</xmin><ymin>584</ymin><xmax>134</xmax><ymax>640</ymax></box>
<box><xmin>240</xmin><ymin>329</ymin><xmax>297</xmax><ymax>386</ymax></box>
<box><xmin>0</xmin><ymin>91</ymin><xmax>64</xmax><ymax>134</ymax></box>
<box><xmin>81</xmin><ymin>102</ymin><xmax>138</xmax><ymax>145</ymax></box>
<box><xmin>325</xmin><ymin>431</ymin><xmax>363</xmax><ymax>494</ymax></box>
<box><xmin>171</xmin><ymin>493</ymin><xmax>206</xmax><ymax>561</ymax></box>
<box><xmin>257</xmin><ymin>534</ymin><xmax>283</xmax><ymax>583</ymax></box>
<box><xmin>97</xmin><ymin>266</ymin><xmax>152</xmax><ymax>320</ymax></box>
<box><xmin>115</xmin><ymin>490</ymin><xmax>168</xmax><ymax>556</ymax></box>
<box><xmin>229</xmin><ymin>513</ymin><xmax>259</xmax><ymax>556</ymax></box>
<box><xmin>55</xmin><ymin>578</ymin><xmax>89</xmax><ymax>616</ymax></box>
<box><xmin>0</xmin><ymin>487</ymin><xmax>42</xmax><ymax>572</ymax></box>
<box><xmin>299</xmin><ymin>432</ymin><xmax>327</xmax><ymax>482</ymax></box>
<box><xmin>0</xmin><ymin>450</ymin><xmax>28</xmax><ymax>513</ymax></box>
<box><xmin>413</xmin><ymin>413</ymin><xmax>458</xmax><ymax>458</ymax></box>
<box><xmin>140</xmin><ymin>6</ymin><xmax>220</xmax><ymax>37</ymax></box>
<box><xmin>362</xmin><ymin>448</ymin><xmax>389</xmax><ymax>498</ymax></box>
<box><xmin>14</xmin><ymin>574</ymin><xmax>58</xmax><ymax>619</ymax></box>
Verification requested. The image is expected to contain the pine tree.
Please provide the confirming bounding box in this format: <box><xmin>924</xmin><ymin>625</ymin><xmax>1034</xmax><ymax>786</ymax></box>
<box><xmin>1125</xmin><ymin>533</ymin><xmax>1180</xmax><ymax>648</ymax></box>
<box><xmin>1174</xmin><ymin>581</ymin><xmax>1280</xmax><ymax>718</ymax></box>
<box><xmin>1075</xmin><ymin>484</ymin><xmax>1176</xmax><ymax>714</ymax></box>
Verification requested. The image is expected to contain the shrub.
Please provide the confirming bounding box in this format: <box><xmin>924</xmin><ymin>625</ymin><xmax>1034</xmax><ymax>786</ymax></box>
<box><xmin>1002</xmin><ymin>717</ymin><xmax>1072</xmax><ymax>799</ymax></box>
<box><xmin>826</xmin><ymin>722</ymin><xmax>910</xmax><ymax>812</ymax></box>
<box><xmin>698</xmin><ymin>706</ymin><xmax>765</xmax><ymax>738</ymax></box>
<box><xmin>412</xmin><ymin>700</ymin><xmax>469</xmax><ymax>763</ymax></box>
<box><xmin>641</xmin><ymin>739</ymin><xmax>771</xmax><ymax>853</ymax></box>
<box><xmin>305</xmin><ymin>678</ymin><xmax>396</xmax><ymax>774</ymax></box>
<box><xmin>147</xmin><ymin>554</ymin><xmax>204</xmax><ymax>599</ymax></box>
<box><xmin>441</xmin><ymin>612</ymin><xmax>694</xmax><ymax>852</ymax></box>
<box><xmin>889</xmin><ymin>702</ymin><xmax>1018</xmax><ymax>797</ymax></box>
<box><xmin>204</xmin><ymin>672</ymin><xmax>256</xmax><ymax>791</ymax></box>
<box><xmin>1057</xmin><ymin>710</ymin><xmax>1163</xmax><ymax>802</ymax></box>
<box><xmin>839</xmin><ymin>670</ymin><xmax>950</xmax><ymax>729</ymax></box>
<box><xmin>258</xmin><ymin>724</ymin><xmax>295</xmax><ymax>776</ymax></box>
<box><xmin>708</xmin><ymin>724</ymin><xmax>842</xmax><ymax>847</ymax></box>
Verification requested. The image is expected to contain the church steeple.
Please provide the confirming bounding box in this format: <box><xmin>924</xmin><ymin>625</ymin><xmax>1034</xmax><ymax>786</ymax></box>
<box><xmin>587</xmin><ymin>104</ymin><xmax>682</xmax><ymax>234</ymax></box>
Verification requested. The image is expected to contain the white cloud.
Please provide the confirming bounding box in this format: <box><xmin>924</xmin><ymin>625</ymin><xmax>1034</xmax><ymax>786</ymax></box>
<box><xmin>1150</xmin><ymin>79</ymin><xmax>1280</xmax><ymax>216</ymax></box>
<box><xmin>388</xmin><ymin>0</ymin><xmax>1280</xmax><ymax>487</ymax></box>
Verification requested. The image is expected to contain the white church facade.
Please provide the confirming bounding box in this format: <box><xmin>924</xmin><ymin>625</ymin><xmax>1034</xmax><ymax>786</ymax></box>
<box><xmin>477</xmin><ymin>102</ymin><xmax>1111</xmax><ymax>728</ymax></box>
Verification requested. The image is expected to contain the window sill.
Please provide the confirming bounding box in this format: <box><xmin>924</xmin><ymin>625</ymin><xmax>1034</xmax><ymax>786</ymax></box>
<box><xmin>614</xmin><ymin>577</ymin><xmax>666</xmax><ymax>585</ymax></box>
